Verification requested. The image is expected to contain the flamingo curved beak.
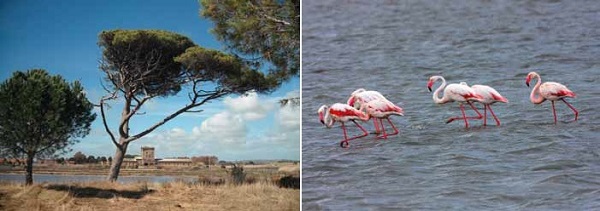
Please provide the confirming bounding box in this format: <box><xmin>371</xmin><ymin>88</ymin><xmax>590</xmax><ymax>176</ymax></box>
<box><xmin>427</xmin><ymin>80</ymin><xmax>433</xmax><ymax>92</ymax></box>
<box><xmin>318</xmin><ymin>112</ymin><xmax>324</xmax><ymax>125</ymax></box>
<box><xmin>525</xmin><ymin>75</ymin><xmax>531</xmax><ymax>87</ymax></box>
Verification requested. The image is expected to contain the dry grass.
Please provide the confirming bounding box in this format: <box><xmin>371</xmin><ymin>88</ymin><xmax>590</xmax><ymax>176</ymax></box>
<box><xmin>0</xmin><ymin>180</ymin><xmax>299</xmax><ymax>211</ymax></box>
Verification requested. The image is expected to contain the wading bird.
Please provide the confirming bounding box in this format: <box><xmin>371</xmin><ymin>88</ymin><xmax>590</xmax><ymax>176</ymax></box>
<box><xmin>427</xmin><ymin>76</ymin><xmax>484</xmax><ymax>128</ymax></box>
<box><xmin>526</xmin><ymin>71</ymin><xmax>578</xmax><ymax>124</ymax></box>
<box><xmin>360</xmin><ymin>99</ymin><xmax>404</xmax><ymax>139</ymax></box>
<box><xmin>451</xmin><ymin>82</ymin><xmax>508</xmax><ymax>126</ymax></box>
<box><xmin>347</xmin><ymin>88</ymin><xmax>399</xmax><ymax>135</ymax></box>
<box><xmin>318</xmin><ymin>103</ymin><xmax>370</xmax><ymax>147</ymax></box>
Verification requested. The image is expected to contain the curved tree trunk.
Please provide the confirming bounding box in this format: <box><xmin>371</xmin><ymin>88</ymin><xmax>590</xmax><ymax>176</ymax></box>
<box><xmin>107</xmin><ymin>140</ymin><xmax>128</xmax><ymax>182</ymax></box>
<box><xmin>25</xmin><ymin>153</ymin><xmax>34</xmax><ymax>185</ymax></box>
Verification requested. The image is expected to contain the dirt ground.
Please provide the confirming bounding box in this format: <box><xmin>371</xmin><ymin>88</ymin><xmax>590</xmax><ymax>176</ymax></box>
<box><xmin>0</xmin><ymin>181</ymin><xmax>299</xmax><ymax>211</ymax></box>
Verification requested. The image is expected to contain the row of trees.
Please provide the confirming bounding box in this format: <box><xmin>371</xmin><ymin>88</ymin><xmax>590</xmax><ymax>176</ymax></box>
<box><xmin>0</xmin><ymin>0</ymin><xmax>299</xmax><ymax>185</ymax></box>
<box><xmin>51</xmin><ymin>152</ymin><xmax>220</xmax><ymax>165</ymax></box>
<box><xmin>56</xmin><ymin>151</ymin><xmax>112</xmax><ymax>164</ymax></box>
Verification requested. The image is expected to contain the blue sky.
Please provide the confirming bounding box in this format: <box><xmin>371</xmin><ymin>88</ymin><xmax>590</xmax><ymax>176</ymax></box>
<box><xmin>0</xmin><ymin>0</ymin><xmax>299</xmax><ymax>161</ymax></box>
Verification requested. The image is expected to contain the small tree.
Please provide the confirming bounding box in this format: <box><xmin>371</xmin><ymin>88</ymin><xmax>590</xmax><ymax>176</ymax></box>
<box><xmin>55</xmin><ymin>157</ymin><xmax>65</xmax><ymax>165</ymax></box>
<box><xmin>98</xmin><ymin>29</ymin><xmax>279</xmax><ymax>181</ymax></box>
<box><xmin>73</xmin><ymin>151</ymin><xmax>87</xmax><ymax>164</ymax></box>
<box><xmin>87</xmin><ymin>155</ymin><xmax>97</xmax><ymax>164</ymax></box>
<box><xmin>0</xmin><ymin>70</ymin><xmax>96</xmax><ymax>185</ymax></box>
<box><xmin>100</xmin><ymin>156</ymin><xmax>107</xmax><ymax>165</ymax></box>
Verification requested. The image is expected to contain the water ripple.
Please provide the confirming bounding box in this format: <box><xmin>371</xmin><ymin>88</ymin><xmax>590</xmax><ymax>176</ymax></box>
<box><xmin>303</xmin><ymin>0</ymin><xmax>600</xmax><ymax>209</ymax></box>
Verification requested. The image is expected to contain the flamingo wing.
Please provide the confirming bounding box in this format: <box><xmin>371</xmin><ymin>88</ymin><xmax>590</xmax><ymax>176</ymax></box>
<box><xmin>540</xmin><ymin>82</ymin><xmax>576</xmax><ymax>99</ymax></box>
<box><xmin>366</xmin><ymin>100</ymin><xmax>404</xmax><ymax>117</ymax></box>
<box><xmin>446</xmin><ymin>84</ymin><xmax>482</xmax><ymax>101</ymax></box>
<box><xmin>472</xmin><ymin>85</ymin><xmax>508</xmax><ymax>103</ymax></box>
<box><xmin>329</xmin><ymin>103</ymin><xmax>368</xmax><ymax>120</ymax></box>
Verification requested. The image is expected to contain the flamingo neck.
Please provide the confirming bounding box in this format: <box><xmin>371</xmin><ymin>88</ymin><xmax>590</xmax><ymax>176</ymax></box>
<box><xmin>529</xmin><ymin>73</ymin><xmax>545</xmax><ymax>104</ymax></box>
<box><xmin>324</xmin><ymin>109</ymin><xmax>335</xmax><ymax>128</ymax></box>
<box><xmin>359</xmin><ymin>107</ymin><xmax>370</xmax><ymax>121</ymax></box>
<box><xmin>432</xmin><ymin>77</ymin><xmax>448</xmax><ymax>104</ymax></box>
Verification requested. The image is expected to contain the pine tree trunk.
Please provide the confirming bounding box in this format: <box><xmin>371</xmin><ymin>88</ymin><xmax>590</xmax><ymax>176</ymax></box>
<box><xmin>107</xmin><ymin>140</ymin><xmax>128</xmax><ymax>182</ymax></box>
<box><xmin>25</xmin><ymin>153</ymin><xmax>34</xmax><ymax>185</ymax></box>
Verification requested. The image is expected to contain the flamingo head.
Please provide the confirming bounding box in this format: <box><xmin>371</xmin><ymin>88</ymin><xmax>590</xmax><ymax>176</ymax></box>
<box><xmin>317</xmin><ymin>105</ymin><xmax>328</xmax><ymax>125</ymax></box>
<box><xmin>427</xmin><ymin>78</ymin><xmax>435</xmax><ymax>92</ymax></box>
<box><xmin>525</xmin><ymin>72</ymin><xmax>537</xmax><ymax>87</ymax></box>
<box><xmin>347</xmin><ymin>96</ymin><xmax>356</xmax><ymax>107</ymax></box>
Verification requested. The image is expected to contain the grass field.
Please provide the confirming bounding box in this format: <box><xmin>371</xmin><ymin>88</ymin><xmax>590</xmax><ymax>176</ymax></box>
<box><xmin>0</xmin><ymin>180</ymin><xmax>299</xmax><ymax>211</ymax></box>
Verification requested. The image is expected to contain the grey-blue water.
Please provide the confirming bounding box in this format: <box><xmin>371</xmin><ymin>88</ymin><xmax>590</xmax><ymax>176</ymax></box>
<box><xmin>302</xmin><ymin>0</ymin><xmax>600</xmax><ymax>210</ymax></box>
<box><xmin>0</xmin><ymin>174</ymin><xmax>195</xmax><ymax>184</ymax></box>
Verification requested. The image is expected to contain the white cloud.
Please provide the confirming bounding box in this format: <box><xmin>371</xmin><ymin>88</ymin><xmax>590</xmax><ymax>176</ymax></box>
<box><xmin>82</xmin><ymin>90</ymin><xmax>300</xmax><ymax>160</ymax></box>
<box><xmin>168</xmin><ymin>128</ymin><xmax>187</xmax><ymax>138</ymax></box>
<box><xmin>223</xmin><ymin>91</ymin><xmax>274</xmax><ymax>120</ymax></box>
<box><xmin>196</xmin><ymin>111</ymin><xmax>246</xmax><ymax>145</ymax></box>
<box><xmin>278</xmin><ymin>103</ymin><xmax>301</xmax><ymax>131</ymax></box>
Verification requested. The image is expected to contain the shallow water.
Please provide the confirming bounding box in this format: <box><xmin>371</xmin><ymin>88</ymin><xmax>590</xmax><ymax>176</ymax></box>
<box><xmin>302</xmin><ymin>0</ymin><xmax>600</xmax><ymax>210</ymax></box>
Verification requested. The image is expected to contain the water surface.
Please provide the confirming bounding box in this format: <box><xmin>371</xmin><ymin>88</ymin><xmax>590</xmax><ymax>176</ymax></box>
<box><xmin>302</xmin><ymin>0</ymin><xmax>600</xmax><ymax>210</ymax></box>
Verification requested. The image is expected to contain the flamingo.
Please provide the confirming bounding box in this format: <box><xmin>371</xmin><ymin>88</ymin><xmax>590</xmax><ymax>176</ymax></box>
<box><xmin>347</xmin><ymin>88</ymin><xmax>395</xmax><ymax>134</ymax></box>
<box><xmin>318</xmin><ymin>103</ymin><xmax>370</xmax><ymax>147</ymax></box>
<box><xmin>360</xmin><ymin>99</ymin><xmax>404</xmax><ymax>139</ymax></box>
<box><xmin>525</xmin><ymin>71</ymin><xmax>578</xmax><ymax>124</ymax></box>
<box><xmin>450</xmin><ymin>82</ymin><xmax>508</xmax><ymax>126</ymax></box>
<box><xmin>427</xmin><ymin>76</ymin><xmax>484</xmax><ymax>128</ymax></box>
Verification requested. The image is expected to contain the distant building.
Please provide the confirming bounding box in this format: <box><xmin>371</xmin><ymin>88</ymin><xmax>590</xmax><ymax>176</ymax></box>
<box><xmin>141</xmin><ymin>146</ymin><xmax>156</xmax><ymax>166</ymax></box>
<box><xmin>121</xmin><ymin>146</ymin><xmax>192</xmax><ymax>169</ymax></box>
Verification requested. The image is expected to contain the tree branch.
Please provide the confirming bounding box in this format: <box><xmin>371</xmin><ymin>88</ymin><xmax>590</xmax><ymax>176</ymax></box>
<box><xmin>248</xmin><ymin>1</ymin><xmax>291</xmax><ymax>26</ymax></box>
<box><xmin>127</xmin><ymin>90</ymin><xmax>230</xmax><ymax>142</ymax></box>
<box><xmin>121</xmin><ymin>95</ymin><xmax>150</xmax><ymax>125</ymax></box>
<box><xmin>100</xmin><ymin>92</ymin><xmax>119</xmax><ymax>147</ymax></box>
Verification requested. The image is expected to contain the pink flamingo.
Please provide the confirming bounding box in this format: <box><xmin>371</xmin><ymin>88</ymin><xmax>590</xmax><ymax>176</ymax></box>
<box><xmin>450</xmin><ymin>82</ymin><xmax>508</xmax><ymax>126</ymax></box>
<box><xmin>360</xmin><ymin>99</ymin><xmax>404</xmax><ymax>139</ymax></box>
<box><xmin>427</xmin><ymin>76</ymin><xmax>484</xmax><ymax>128</ymax></box>
<box><xmin>318</xmin><ymin>103</ymin><xmax>370</xmax><ymax>147</ymax></box>
<box><xmin>526</xmin><ymin>71</ymin><xmax>578</xmax><ymax>124</ymax></box>
<box><xmin>347</xmin><ymin>88</ymin><xmax>393</xmax><ymax>134</ymax></box>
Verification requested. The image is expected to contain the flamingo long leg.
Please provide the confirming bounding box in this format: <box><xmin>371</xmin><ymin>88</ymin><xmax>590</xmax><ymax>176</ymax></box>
<box><xmin>341</xmin><ymin>122</ymin><xmax>349</xmax><ymax>141</ymax></box>
<box><xmin>373</xmin><ymin>118</ymin><xmax>381</xmax><ymax>134</ymax></box>
<box><xmin>343</xmin><ymin>121</ymin><xmax>369</xmax><ymax>141</ymax></box>
<box><xmin>468</xmin><ymin>102</ymin><xmax>483</xmax><ymax>119</ymax></box>
<box><xmin>339</xmin><ymin>121</ymin><xmax>369</xmax><ymax>148</ymax></box>
<box><xmin>386</xmin><ymin>118</ymin><xmax>399</xmax><ymax>135</ymax></box>
<box><xmin>488</xmin><ymin>105</ymin><xmax>501</xmax><ymax>126</ymax></box>
<box><xmin>352</xmin><ymin>120</ymin><xmax>369</xmax><ymax>139</ymax></box>
<box><xmin>551</xmin><ymin>100</ymin><xmax>557</xmax><ymax>124</ymax></box>
<box><xmin>561</xmin><ymin>98</ymin><xmax>579</xmax><ymax>121</ymax></box>
<box><xmin>377</xmin><ymin>118</ymin><xmax>388</xmax><ymax>139</ymax></box>
<box><xmin>483</xmin><ymin>104</ymin><xmax>488</xmax><ymax>126</ymax></box>
<box><xmin>446</xmin><ymin>102</ymin><xmax>483</xmax><ymax>124</ymax></box>
<box><xmin>460</xmin><ymin>103</ymin><xmax>469</xmax><ymax>128</ymax></box>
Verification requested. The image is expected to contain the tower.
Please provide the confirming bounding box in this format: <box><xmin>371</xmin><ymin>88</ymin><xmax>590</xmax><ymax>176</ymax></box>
<box><xmin>141</xmin><ymin>146</ymin><xmax>155</xmax><ymax>166</ymax></box>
